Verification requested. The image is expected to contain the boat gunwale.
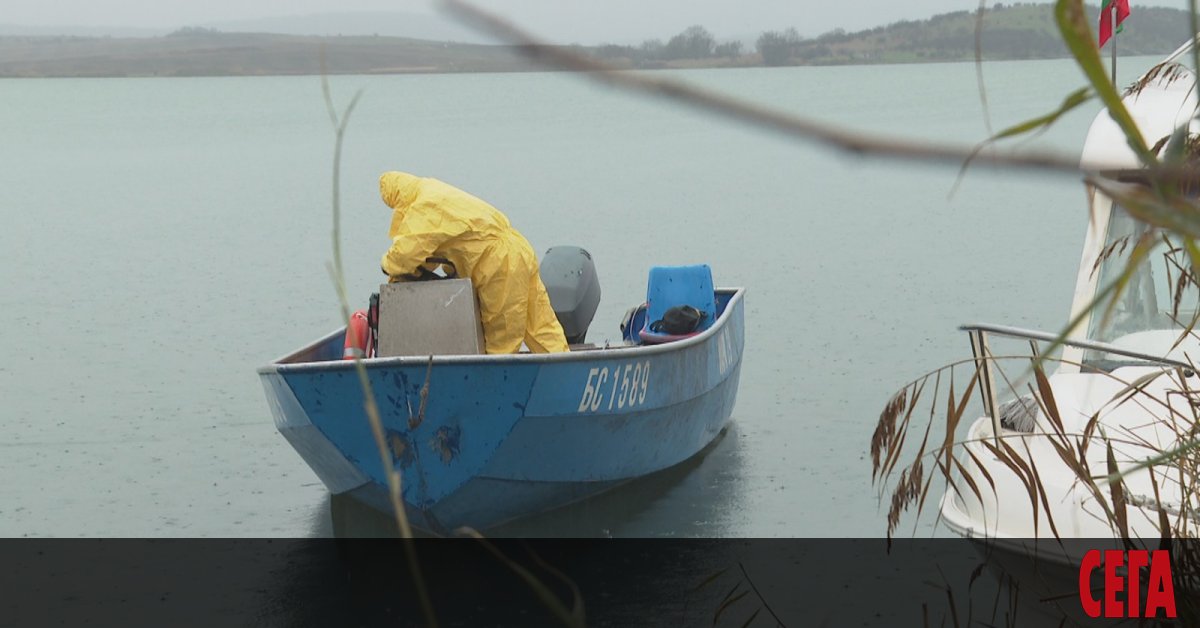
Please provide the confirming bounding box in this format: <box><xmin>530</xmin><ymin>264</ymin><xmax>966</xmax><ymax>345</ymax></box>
<box><xmin>258</xmin><ymin>287</ymin><xmax>746</xmax><ymax>375</ymax></box>
<box><xmin>960</xmin><ymin>321</ymin><xmax>1196</xmax><ymax>370</ymax></box>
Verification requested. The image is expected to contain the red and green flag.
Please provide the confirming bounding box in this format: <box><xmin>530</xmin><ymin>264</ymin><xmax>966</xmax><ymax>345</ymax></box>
<box><xmin>1098</xmin><ymin>0</ymin><xmax>1131</xmax><ymax>48</ymax></box>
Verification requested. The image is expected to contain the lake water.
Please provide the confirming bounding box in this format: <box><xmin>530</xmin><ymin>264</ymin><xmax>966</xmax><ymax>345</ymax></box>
<box><xmin>0</xmin><ymin>57</ymin><xmax>1162</xmax><ymax>538</ymax></box>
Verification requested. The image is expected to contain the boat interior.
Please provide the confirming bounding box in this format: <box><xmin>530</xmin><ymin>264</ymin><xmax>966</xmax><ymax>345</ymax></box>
<box><xmin>275</xmin><ymin>264</ymin><xmax>738</xmax><ymax>366</ymax></box>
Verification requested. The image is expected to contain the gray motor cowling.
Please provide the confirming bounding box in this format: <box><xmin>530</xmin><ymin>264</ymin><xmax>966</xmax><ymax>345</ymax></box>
<box><xmin>540</xmin><ymin>246</ymin><xmax>601</xmax><ymax>345</ymax></box>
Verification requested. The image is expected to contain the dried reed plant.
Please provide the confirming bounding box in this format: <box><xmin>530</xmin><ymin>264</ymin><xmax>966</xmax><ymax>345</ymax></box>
<box><xmin>320</xmin><ymin>67</ymin><xmax>585</xmax><ymax>628</ymax></box>
<box><xmin>320</xmin><ymin>74</ymin><xmax>439</xmax><ymax>626</ymax></box>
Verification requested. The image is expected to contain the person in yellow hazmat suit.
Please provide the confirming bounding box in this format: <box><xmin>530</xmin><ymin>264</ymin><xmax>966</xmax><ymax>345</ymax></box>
<box><xmin>378</xmin><ymin>171</ymin><xmax>569</xmax><ymax>354</ymax></box>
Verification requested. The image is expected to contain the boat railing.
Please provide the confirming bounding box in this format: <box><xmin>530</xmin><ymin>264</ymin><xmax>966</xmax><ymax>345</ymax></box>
<box><xmin>959</xmin><ymin>322</ymin><xmax>1195</xmax><ymax>444</ymax></box>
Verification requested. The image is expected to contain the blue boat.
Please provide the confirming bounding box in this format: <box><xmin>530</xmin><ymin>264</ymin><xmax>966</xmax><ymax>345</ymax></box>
<box><xmin>258</xmin><ymin>263</ymin><xmax>745</xmax><ymax>533</ymax></box>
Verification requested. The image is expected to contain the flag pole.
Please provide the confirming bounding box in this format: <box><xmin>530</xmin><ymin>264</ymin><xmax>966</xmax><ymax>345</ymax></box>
<box><xmin>1111</xmin><ymin>3</ymin><xmax>1117</xmax><ymax>85</ymax></box>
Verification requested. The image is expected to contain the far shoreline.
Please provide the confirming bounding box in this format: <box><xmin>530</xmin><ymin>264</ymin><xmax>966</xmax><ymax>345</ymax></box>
<box><xmin>0</xmin><ymin>51</ymin><xmax>1145</xmax><ymax>80</ymax></box>
<box><xmin>2</xmin><ymin>2</ymin><xmax>1186</xmax><ymax>80</ymax></box>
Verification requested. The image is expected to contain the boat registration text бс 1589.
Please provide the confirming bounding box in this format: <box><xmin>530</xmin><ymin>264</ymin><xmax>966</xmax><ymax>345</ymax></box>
<box><xmin>577</xmin><ymin>361</ymin><xmax>651</xmax><ymax>413</ymax></box>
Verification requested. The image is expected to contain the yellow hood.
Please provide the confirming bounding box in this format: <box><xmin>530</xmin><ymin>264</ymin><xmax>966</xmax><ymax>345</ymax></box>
<box><xmin>379</xmin><ymin>171</ymin><xmax>421</xmax><ymax>212</ymax></box>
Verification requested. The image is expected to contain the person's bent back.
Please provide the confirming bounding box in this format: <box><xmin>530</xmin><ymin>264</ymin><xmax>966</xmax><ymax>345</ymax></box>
<box><xmin>379</xmin><ymin>171</ymin><xmax>568</xmax><ymax>354</ymax></box>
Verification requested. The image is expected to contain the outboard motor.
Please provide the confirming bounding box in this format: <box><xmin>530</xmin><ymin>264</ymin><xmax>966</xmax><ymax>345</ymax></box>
<box><xmin>540</xmin><ymin>246</ymin><xmax>601</xmax><ymax>345</ymax></box>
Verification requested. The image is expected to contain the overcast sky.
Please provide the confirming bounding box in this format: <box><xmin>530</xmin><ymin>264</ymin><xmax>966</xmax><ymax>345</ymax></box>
<box><xmin>2</xmin><ymin>0</ymin><xmax>1184</xmax><ymax>43</ymax></box>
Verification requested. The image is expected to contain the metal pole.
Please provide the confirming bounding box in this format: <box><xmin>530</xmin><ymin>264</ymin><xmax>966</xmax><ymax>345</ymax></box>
<box><xmin>969</xmin><ymin>330</ymin><xmax>1002</xmax><ymax>445</ymax></box>
<box><xmin>1111</xmin><ymin>4</ymin><xmax>1118</xmax><ymax>86</ymax></box>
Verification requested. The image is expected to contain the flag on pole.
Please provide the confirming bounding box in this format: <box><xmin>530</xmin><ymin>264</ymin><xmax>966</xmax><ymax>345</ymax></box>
<box><xmin>1098</xmin><ymin>0</ymin><xmax>1131</xmax><ymax>48</ymax></box>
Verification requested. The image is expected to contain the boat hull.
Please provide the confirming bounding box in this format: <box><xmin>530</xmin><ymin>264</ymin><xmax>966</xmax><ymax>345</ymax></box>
<box><xmin>259</xmin><ymin>289</ymin><xmax>745</xmax><ymax>532</ymax></box>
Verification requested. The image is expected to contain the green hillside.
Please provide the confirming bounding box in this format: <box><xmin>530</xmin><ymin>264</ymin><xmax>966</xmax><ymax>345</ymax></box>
<box><xmin>776</xmin><ymin>3</ymin><xmax>1191</xmax><ymax>65</ymax></box>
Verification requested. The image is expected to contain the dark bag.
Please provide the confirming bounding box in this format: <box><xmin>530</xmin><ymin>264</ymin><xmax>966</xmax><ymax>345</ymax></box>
<box><xmin>649</xmin><ymin>305</ymin><xmax>705</xmax><ymax>335</ymax></box>
<box><xmin>405</xmin><ymin>257</ymin><xmax>459</xmax><ymax>281</ymax></box>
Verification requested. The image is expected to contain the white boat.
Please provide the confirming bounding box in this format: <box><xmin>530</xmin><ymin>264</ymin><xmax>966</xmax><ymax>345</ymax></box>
<box><xmin>939</xmin><ymin>43</ymin><xmax>1200</xmax><ymax>543</ymax></box>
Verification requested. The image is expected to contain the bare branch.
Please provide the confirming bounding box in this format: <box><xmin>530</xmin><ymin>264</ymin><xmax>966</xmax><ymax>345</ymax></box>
<box><xmin>440</xmin><ymin>0</ymin><xmax>1089</xmax><ymax>176</ymax></box>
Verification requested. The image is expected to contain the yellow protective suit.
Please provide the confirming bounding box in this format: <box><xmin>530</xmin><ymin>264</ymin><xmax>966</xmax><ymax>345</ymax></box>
<box><xmin>379</xmin><ymin>171</ymin><xmax>569</xmax><ymax>354</ymax></box>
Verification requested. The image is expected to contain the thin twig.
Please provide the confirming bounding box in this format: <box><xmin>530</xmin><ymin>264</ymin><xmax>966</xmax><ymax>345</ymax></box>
<box><xmin>973</xmin><ymin>0</ymin><xmax>995</xmax><ymax>137</ymax></box>
<box><xmin>737</xmin><ymin>561</ymin><xmax>789</xmax><ymax>627</ymax></box>
<box><xmin>439</xmin><ymin>0</ymin><xmax>1195</xmax><ymax>180</ymax></box>
<box><xmin>411</xmin><ymin>354</ymin><xmax>434</xmax><ymax>430</ymax></box>
<box><xmin>322</xmin><ymin>70</ymin><xmax>439</xmax><ymax>627</ymax></box>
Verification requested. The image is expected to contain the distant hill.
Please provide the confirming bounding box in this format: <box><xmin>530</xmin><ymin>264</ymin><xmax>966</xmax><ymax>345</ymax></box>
<box><xmin>775</xmin><ymin>3</ymin><xmax>1192</xmax><ymax>65</ymax></box>
<box><xmin>0</xmin><ymin>29</ymin><xmax>537</xmax><ymax>77</ymax></box>
<box><xmin>0</xmin><ymin>4</ymin><xmax>1195</xmax><ymax>78</ymax></box>
<box><xmin>199</xmin><ymin>11</ymin><xmax>492</xmax><ymax>45</ymax></box>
